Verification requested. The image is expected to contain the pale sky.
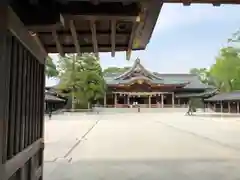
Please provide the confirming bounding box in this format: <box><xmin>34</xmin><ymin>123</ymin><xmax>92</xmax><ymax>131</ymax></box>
<box><xmin>48</xmin><ymin>4</ymin><xmax>240</xmax><ymax>86</ymax></box>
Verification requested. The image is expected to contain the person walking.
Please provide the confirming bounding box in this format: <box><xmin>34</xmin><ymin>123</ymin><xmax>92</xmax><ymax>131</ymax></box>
<box><xmin>48</xmin><ymin>106</ymin><xmax>52</xmax><ymax>120</ymax></box>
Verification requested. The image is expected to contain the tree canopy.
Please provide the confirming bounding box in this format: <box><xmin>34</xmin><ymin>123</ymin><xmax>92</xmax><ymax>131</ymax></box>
<box><xmin>45</xmin><ymin>56</ymin><xmax>58</xmax><ymax>78</ymax></box>
<box><xmin>57</xmin><ymin>53</ymin><xmax>105</xmax><ymax>108</ymax></box>
<box><xmin>190</xmin><ymin>30</ymin><xmax>240</xmax><ymax>92</ymax></box>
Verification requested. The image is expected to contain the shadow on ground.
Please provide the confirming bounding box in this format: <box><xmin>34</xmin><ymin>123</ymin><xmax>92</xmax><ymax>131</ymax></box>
<box><xmin>193</xmin><ymin>113</ymin><xmax>240</xmax><ymax>118</ymax></box>
<box><xmin>44</xmin><ymin>158</ymin><xmax>240</xmax><ymax>180</ymax></box>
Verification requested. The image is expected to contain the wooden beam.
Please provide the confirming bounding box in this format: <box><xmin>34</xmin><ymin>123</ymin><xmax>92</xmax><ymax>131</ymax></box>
<box><xmin>52</xmin><ymin>30</ymin><xmax>64</xmax><ymax>57</ymax></box>
<box><xmin>69</xmin><ymin>20</ymin><xmax>81</xmax><ymax>56</ymax></box>
<box><xmin>30</xmin><ymin>32</ymin><xmax>48</xmax><ymax>57</ymax></box>
<box><xmin>60</xmin><ymin>13</ymin><xmax>66</xmax><ymax>27</ymax></box>
<box><xmin>4</xmin><ymin>139</ymin><xmax>44</xmax><ymax>180</ymax></box>
<box><xmin>91</xmin><ymin>0</ymin><xmax>99</xmax><ymax>5</ymax></box>
<box><xmin>111</xmin><ymin>19</ymin><xmax>116</xmax><ymax>57</ymax></box>
<box><xmin>90</xmin><ymin>20</ymin><xmax>99</xmax><ymax>57</ymax></box>
<box><xmin>7</xmin><ymin>7</ymin><xmax>46</xmax><ymax>63</ymax></box>
<box><xmin>63</xmin><ymin>14</ymin><xmax>137</xmax><ymax>22</ymax></box>
<box><xmin>183</xmin><ymin>2</ymin><xmax>191</xmax><ymax>5</ymax></box>
<box><xmin>126</xmin><ymin>22</ymin><xmax>138</xmax><ymax>60</ymax></box>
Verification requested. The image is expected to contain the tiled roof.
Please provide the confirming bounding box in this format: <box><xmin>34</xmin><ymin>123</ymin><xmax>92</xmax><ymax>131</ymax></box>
<box><xmin>45</xmin><ymin>94</ymin><xmax>65</xmax><ymax>102</ymax></box>
<box><xmin>175</xmin><ymin>89</ymin><xmax>218</xmax><ymax>98</ymax></box>
<box><xmin>104</xmin><ymin>70</ymin><xmax>213</xmax><ymax>90</ymax></box>
<box><xmin>205</xmin><ymin>91</ymin><xmax>240</xmax><ymax>101</ymax></box>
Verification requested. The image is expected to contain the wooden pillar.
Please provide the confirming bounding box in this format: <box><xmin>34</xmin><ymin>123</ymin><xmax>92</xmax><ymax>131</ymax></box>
<box><xmin>237</xmin><ymin>102</ymin><xmax>239</xmax><ymax>113</ymax></box>
<box><xmin>114</xmin><ymin>93</ymin><xmax>117</xmax><ymax>108</ymax></box>
<box><xmin>127</xmin><ymin>95</ymin><xmax>130</xmax><ymax>105</ymax></box>
<box><xmin>220</xmin><ymin>101</ymin><xmax>223</xmax><ymax>113</ymax></box>
<box><xmin>214</xmin><ymin>103</ymin><xmax>216</xmax><ymax>111</ymax></box>
<box><xmin>148</xmin><ymin>95</ymin><xmax>151</xmax><ymax>108</ymax></box>
<box><xmin>228</xmin><ymin>102</ymin><xmax>231</xmax><ymax>113</ymax></box>
<box><xmin>172</xmin><ymin>92</ymin><xmax>175</xmax><ymax>108</ymax></box>
<box><xmin>161</xmin><ymin>94</ymin><xmax>164</xmax><ymax>108</ymax></box>
<box><xmin>104</xmin><ymin>93</ymin><xmax>107</xmax><ymax>107</ymax></box>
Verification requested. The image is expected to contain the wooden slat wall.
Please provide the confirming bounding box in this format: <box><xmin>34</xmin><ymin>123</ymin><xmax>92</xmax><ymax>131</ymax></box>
<box><xmin>0</xmin><ymin>30</ymin><xmax>45</xmax><ymax>180</ymax></box>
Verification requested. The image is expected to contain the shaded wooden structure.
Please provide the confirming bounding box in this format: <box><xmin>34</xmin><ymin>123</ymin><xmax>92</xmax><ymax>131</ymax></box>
<box><xmin>1</xmin><ymin>1</ymin><xmax>240</xmax><ymax>180</ymax></box>
<box><xmin>205</xmin><ymin>91</ymin><xmax>240</xmax><ymax>113</ymax></box>
<box><xmin>45</xmin><ymin>92</ymin><xmax>66</xmax><ymax>113</ymax></box>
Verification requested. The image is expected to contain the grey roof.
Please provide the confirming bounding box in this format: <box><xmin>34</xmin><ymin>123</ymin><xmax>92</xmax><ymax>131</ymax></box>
<box><xmin>45</xmin><ymin>94</ymin><xmax>65</xmax><ymax>102</ymax></box>
<box><xmin>175</xmin><ymin>89</ymin><xmax>218</xmax><ymax>98</ymax></box>
<box><xmin>205</xmin><ymin>91</ymin><xmax>240</xmax><ymax>101</ymax></box>
<box><xmin>104</xmin><ymin>59</ymin><xmax>213</xmax><ymax>90</ymax></box>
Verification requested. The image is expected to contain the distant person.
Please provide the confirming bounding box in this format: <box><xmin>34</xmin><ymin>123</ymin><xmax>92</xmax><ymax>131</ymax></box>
<box><xmin>48</xmin><ymin>107</ymin><xmax>52</xmax><ymax>120</ymax></box>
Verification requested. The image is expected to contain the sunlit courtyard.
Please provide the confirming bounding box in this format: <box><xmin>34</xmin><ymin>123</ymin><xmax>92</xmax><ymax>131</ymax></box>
<box><xmin>43</xmin><ymin>111</ymin><xmax>240</xmax><ymax>180</ymax></box>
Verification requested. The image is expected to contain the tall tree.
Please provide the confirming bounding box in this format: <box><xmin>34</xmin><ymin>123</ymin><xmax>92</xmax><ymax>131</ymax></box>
<box><xmin>210</xmin><ymin>47</ymin><xmax>240</xmax><ymax>92</ymax></box>
<box><xmin>190</xmin><ymin>68</ymin><xmax>211</xmax><ymax>85</ymax></box>
<box><xmin>57</xmin><ymin>53</ymin><xmax>105</xmax><ymax>108</ymax></box>
<box><xmin>45</xmin><ymin>56</ymin><xmax>58</xmax><ymax>78</ymax></box>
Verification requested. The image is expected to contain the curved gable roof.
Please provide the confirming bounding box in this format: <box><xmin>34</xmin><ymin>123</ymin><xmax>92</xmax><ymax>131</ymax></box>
<box><xmin>115</xmin><ymin>58</ymin><xmax>162</xmax><ymax>80</ymax></box>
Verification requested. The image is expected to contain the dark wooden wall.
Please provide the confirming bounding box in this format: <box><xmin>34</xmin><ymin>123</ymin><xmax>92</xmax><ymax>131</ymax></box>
<box><xmin>0</xmin><ymin>25</ymin><xmax>45</xmax><ymax>180</ymax></box>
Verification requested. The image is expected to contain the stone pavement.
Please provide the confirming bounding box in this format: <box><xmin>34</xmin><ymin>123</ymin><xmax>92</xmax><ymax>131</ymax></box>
<box><xmin>43</xmin><ymin>112</ymin><xmax>240</xmax><ymax>180</ymax></box>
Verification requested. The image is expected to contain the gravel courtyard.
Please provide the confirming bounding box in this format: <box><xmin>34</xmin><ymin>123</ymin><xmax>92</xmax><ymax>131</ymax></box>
<box><xmin>44</xmin><ymin>112</ymin><xmax>240</xmax><ymax>180</ymax></box>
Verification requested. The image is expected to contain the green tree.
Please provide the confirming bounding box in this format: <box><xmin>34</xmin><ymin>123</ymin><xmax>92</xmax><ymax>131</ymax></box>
<box><xmin>210</xmin><ymin>47</ymin><xmax>240</xmax><ymax>92</ymax></box>
<box><xmin>57</xmin><ymin>53</ymin><xmax>105</xmax><ymax>108</ymax></box>
<box><xmin>190</xmin><ymin>68</ymin><xmax>211</xmax><ymax>85</ymax></box>
<box><xmin>45</xmin><ymin>56</ymin><xmax>58</xmax><ymax>78</ymax></box>
<box><xmin>103</xmin><ymin>66</ymin><xmax>131</xmax><ymax>75</ymax></box>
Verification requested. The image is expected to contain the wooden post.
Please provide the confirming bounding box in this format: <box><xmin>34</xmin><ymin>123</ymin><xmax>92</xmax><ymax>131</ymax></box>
<box><xmin>114</xmin><ymin>93</ymin><xmax>117</xmax><ymax>108</ymax></box>
<box><xmin>172</xmin><ymin>92</ymin><xmax>175</xmax><ymax>108</ymax></box>
<box><xmin>237</xmin><ymin>102</ymin><xmax>239</xmax><ymax>113</ymax></box>
<box><xmin>148</xmin><ymin>95</ymin><xmax>151</xmax><ymax>108</ymax></box>
<box><xmin>228</xmin><ymin>102</ymin><xmax>231</xmax><ymax>113</ymax></box>
<box><xmin>220</xmin><ymin>101</ymin><xmax>223</xmax><ymax>113</ymax></box>
<box><xmin>161</xmin><ymin>94</ymin><xmax>164</xmax><ymax>108</ymax></box>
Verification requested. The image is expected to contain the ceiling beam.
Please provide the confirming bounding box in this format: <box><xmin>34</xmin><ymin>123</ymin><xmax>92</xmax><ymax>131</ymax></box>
<box><xmin>52</xmin><ymin>30</ymin><xmax>64</xmax><ymax>57</ymax></box>
<box><xmin>111</xmin><ymin>19</ymin><xmax>116</xmax><ymax>57</ymax></box>
<box><xmin>126</xmin><ymin>22</ymin><xmax>138</xmax><ymax>60</ymax></box>
<box><xmin>60</xmin><ymin>13</ymin><xmax>66</xmax><ymax>27</ymax></box>
<box><xmin>90</xmin><ymin>20</ymin><xmax>99</xmax><ymax>57</ymax></box>
<box><xmin>63</xmin><ymin>14</ymin><xmax>137</xmax><ymax>22</ymax></box>
<box><xmin>91</xmin><ymin>0</ymin><xmax>100</xmax><ymax>5</ymax></box>
<box><xmin>212</xmin><ymin>3</ymin><xmax>221</xmax><ymax>6</ymax></box>
<box><xmin>30</xmin><ymin>32</ymin><xmax>48</xmax><ymax>57</ymax></box>
<box><xmin>69</xmin><ymin>20</ymin><xmax>81</xmax><ymax>56</ymax></box>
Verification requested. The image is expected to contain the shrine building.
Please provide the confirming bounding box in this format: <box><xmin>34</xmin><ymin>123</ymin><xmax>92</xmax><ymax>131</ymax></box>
<box><xmin>103</xmin><ymin>59</ymin><xmax>215</xmax><ymax>108</ymax></box>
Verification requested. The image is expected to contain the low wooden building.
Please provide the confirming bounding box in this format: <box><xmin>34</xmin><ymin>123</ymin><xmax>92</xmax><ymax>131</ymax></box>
<box><xmin>45</xmin><ymin>90</ymin><xmax>67</xmax><ymax>112</ymax></box>
<box><xmin>205</xmin><ymin>91</ymin><xmax>240</xmax><ymax>113</ymax></box>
